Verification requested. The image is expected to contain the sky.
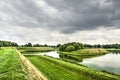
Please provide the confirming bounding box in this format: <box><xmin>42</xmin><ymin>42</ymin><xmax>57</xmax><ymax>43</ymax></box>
<box><xmin>0</xmin><ymin>0</ymin><xmax>120</xmax><ymax>45</ymax></box>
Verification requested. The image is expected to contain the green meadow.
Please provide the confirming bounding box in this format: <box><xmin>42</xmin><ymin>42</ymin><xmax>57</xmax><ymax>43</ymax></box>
<box><xmin>17</xmin><ymin>47</ymin><xmax>54</xmax><ymax>53</ymax></box>
<box><xmin>26</xmin><ymin>55</ymin><xmax>120</xmax><ymax>80</ymax></box>
<box><xmin>0</xmin><ymin>48</ymin><xmax>29</xmax><ymax>80</ymax></box>
<box><xmin>0</xmin><ymin>46</ymin><xmax>120</xmax><ymax>80</ymax></box>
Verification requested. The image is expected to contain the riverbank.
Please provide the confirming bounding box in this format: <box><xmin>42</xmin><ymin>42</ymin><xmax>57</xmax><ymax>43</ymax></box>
<box><xmin>17</xmin><ymin>47</ymin><xmax>54</xmax><ymax>53</ymax></box>
<box><xmin>16</xmin><ymin>49</ymin><xmax>47</xmax><ymax>80</ymax></box>
<box><xmin>59</xmin><ymin>48</ymin><xmax>108</xmax><ymax>56</ymax></box>
<box><xmin>26</xmin><ymin>55</ymin><xmax>120</xmax><ymax>80</ymax></box>
<box><xmin>0</xmin><ymin>48</ymin><xmax>29</xmax><ymax>80</ymax></box>
<box><xmin>106</xmin><ymin>48</ymin><xmax>120</xmax><ymax>52</ymax></box>
<box><xmin>58</xmin><ymin>48</ymin><xmax>108</xmax><ymax>62</ymax></box>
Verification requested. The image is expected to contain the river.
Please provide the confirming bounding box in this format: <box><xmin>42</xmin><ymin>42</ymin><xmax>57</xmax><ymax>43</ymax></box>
<box><xmin>23</xmin><ymin>51</ymin><xmax>120</xmax><ymax>75</ymax></box>
<box><xmin>81</xmin><ymin>53</ymin><xmax>120</xmax><ymax>75</ymax></box>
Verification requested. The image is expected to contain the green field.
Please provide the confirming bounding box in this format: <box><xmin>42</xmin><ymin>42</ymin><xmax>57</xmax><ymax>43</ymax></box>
<box><xmin>26</xmin><ymin>55</ymin><xmax>120</xmax><ymax>80</ymax></box>
<box><xmin>59</xmin><ymin>48</ymin><xmax>108</xmax><ymax>56</ymax></box>
<box><xmin>17</xmin><ymin>47</ymin><xmax>54</xmax><ymax>53</ymax></box>
<box><xmin>58</xmin><ymin>48</ymin><xmax>108</xmax><ymax>62</ymax></box>
<box><xmin>1</xmin><ymin>47</ymin><xmax>120</xmax><ymax>80</ymax></box>
<box><xmin>106</xmin><ymin>48</ymin><xmax>120</xmax><ymax>52</ymax></box>
<box><xmin>0</xmin><ymin>48</ymin><xmax>29</xmax><ymax>80</ymax></box>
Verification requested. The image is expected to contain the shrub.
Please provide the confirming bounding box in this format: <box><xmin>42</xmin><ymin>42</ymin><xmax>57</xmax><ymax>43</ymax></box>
<box><xmin>65</xmin><ymin>45</ymin><xmax>75</xmax><ymax>52</ymax></box>
<box><xmin>59</xmin><ymin>42</ymin><xmax>84</xmax><ymax>52</ymax></box>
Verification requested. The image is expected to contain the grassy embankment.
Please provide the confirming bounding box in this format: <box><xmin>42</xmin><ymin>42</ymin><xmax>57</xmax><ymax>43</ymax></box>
<box><xmin>106</xmin><ymin>48</ymin><xmax>120</xmax><ymax>52</ymax></box>
<box><xmin>0</xmin><ymin>48</ymin><xmax>29</xmax><ymax>80</ymax></box>
<box><xmin>26</xmin><ymin>55</ymin><xmax>120</xmax><ymax>80</ymax></box>
<box><xmin>59</xmin><ymin>48</ymin><xmax>108</xmax><ymax>56</ymax></box>
<box><xmin>58</xmin><ymin>48</ymin><xmax>108</xmax><ymax>62</ymax></box>
<box><xmin>17</xmin><ymin>47</ymin><xmax>54</xmax><ymax>53</ymax></box>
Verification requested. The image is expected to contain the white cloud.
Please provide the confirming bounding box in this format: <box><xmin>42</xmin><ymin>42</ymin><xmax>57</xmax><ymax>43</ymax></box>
<box><xmin>0</xmin><ymin>0</ymin><xmax>120</xmax><ymax>45</ymax></box>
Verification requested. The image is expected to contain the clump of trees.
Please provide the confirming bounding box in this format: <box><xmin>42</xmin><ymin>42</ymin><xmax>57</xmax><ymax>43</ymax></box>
<box><xmin>84</xmin><ymin>44</ymin><xmax>120</xmax><ymax>49</ymax></box>
<box><xmin>58</xmin><ymin>42</ymin><xmax>84</xmax><ymax>52</ymax></box>
<box><xmin>0</xmin><ymin>40</ymin><xmax>18</xmax><ymax>47</ymax></box>
<box><xmin>21</xmin><ymin>43</ymin><xmax>55</xmax><ymax>48</ymax></box>
<box><xmin>65</xmin><ymin>45</ymin><xmax>75</xmax><ymax>52</ymax></box>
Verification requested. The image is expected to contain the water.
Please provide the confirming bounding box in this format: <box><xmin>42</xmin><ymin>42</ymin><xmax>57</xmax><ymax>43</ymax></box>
<box><xmin>41</xmin><ymin>51</ymin><xmax>60</xmax><ymax>58</ymax></box>
<box><xmin>23</xmin><ymin>51</ymin><xmax>120</xmax><ymax>75</ymax></box>
<box><xmin>23</xmin><ymin>51</ymin><xmax>60</xmax><ymax>58</ymax></box>
<box><xmin>81</xmin><ymin>53</ymin><xmax>120</xmax><ymax>75</ymax></box>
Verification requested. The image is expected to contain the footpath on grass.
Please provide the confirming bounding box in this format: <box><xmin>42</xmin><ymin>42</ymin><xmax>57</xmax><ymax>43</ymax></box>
<box><xmin>26</xmin><ymin>55</ymin><xmax>120</xmax><ymax>80</ymax></box>
<box><xmin>16</xmin><ymin>48</ymin><xmax>47</xmax><ymax>80</ymax></box>
<box><xmin>0</xmin><ymin>48</ymin><xmax>29</xmax><ymax>80</ymax></box>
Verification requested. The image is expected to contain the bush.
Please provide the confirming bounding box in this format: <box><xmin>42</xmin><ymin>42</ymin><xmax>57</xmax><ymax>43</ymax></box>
<box><xmin>65</xmin><ymin>45</ymin><xmax>75</xmax><ymax>52</ymax></box>
<box><xmin>59</xmin><ymin>42</ymin><xmax>84</xmax><ymax>52</ymax></box>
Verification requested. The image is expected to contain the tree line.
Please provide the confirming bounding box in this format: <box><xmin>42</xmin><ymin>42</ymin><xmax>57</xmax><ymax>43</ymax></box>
<box><xmin>0</xmin><ymin>40</ymin><xmax>120</xmax><ymax>49</ymax></box>
<box><xmin>20</xmin><ymin>42</ymin><xmax>55</xmax><ymax>47</ymax></box>
<box><xmin>84</xmin><ymin>44</ymin><xmax>120</xmax><ymax>49</ymax></box>
<box><xmin>0</xmin><ymin>40</ymin><xmax>18</xmax><ymax>47</ymax></box>
<box><xmin>57</xmin><ymin>42</ymin><xmax>120</xmax><ymax>52</ymax></box>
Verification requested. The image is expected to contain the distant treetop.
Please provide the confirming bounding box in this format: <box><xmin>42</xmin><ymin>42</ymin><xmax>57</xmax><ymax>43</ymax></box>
<box><xmin>58</xmin><ymin>42</ymin><xmax>84</xmax><ymax>52</ymax></box>
<box><xmin>0</xmin><ymin>40</ymin><xmax>18</xmax><ymax>47</ymax></box>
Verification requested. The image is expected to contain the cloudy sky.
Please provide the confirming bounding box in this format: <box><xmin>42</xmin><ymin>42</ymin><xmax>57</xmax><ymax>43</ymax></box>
<box><xmin>0</xmin><ymin>0</ymin><xmax>120</xmax><ymax>45</ymax></box>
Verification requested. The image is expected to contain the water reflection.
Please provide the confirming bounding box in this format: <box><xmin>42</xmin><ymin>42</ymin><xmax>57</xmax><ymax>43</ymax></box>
<box><xmin>109</xmin><ymin>50</ymin><xmax>120</xmax><ymax>54</ymax></box>
<box><xmin>23</xmin><ymin>51</ymin><xmax>120</xmax><ymax>75</ymax></box>
<box><xmin>23</xmin><ymin>51</ymin><xmax>60</xmax><ymax>58</ymax></box>
<box><xmin>41</xmin><ymin>51</ymin><xmax>59</xmax><ymax>58</ymax></box>
<box><xmin>59</xmin><ymin>54</ymin><xmax>83</xmax><ymax>62</ymax></box>
<box><xmin>81</xmin><ymin>53</ymin><xmax>120</xmax><ymax>75</ymax></box>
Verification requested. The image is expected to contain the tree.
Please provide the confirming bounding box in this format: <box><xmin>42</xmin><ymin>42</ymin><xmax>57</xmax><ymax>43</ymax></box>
<box><xmin>0</xmin><ymin>40</ymin><xmax>18</xmax><ymax>47</ymax></box>
<box><xmin>59</xmin><ymin>45</ymin><xmax>66</xmax><ymax>51</ymax></box>
<box><xmin>59</xmin><ymin>42</ymin><xmax>84</xmax><ymax>51</ymax></box>
<box><xmin>25</xmin><ymin>42</ymin><xmax>32</xmax><ymax>47</ymax></box>
<box><xmin>57</xmin><ymin>44</ymin><xmax>61</xmax><ymax>48</ymax></box>
<box><xmin>65</xmin><ymin>45</ymin><xmax>75</xmax><ymax>52</ymax></box>
<box><xmin>73</xmin><ymin>43</ymin><xmax>80</xmax><ymax>50</ymax></box>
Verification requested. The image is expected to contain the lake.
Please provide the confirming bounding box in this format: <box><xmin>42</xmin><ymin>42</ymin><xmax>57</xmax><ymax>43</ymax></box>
<box><xmin>23</xmin><ymin>51</ymin><xmax>120</xmax><ymax>75</ymax></box>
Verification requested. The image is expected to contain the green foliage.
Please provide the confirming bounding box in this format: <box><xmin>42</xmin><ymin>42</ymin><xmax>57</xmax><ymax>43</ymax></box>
<box><xmin>65</xmin><ymin>45</ymin><xmax>75</xmax><ymax>52</ymax></box>
<box><xmin>84</xmin><ymin>44</ymin><xmax>120</xmax><ymax>49</ymax></box>
<box><xmin>0</xmin><ymin>48</ymin><xmax>28</xmax><ymax>80</ymax></box>
<box><xmin>59</xmin><ymin>42</ymin><xmax>84</xmax><ymax>52</ymax></box>
<box><xmin>26</xmin><ymin>56</ymin><xmax>120</xmax><ymax>80</ymax></box>
<box><xmin>59</xmin><ymin>48</ymin><xmax>108</xmax><ymax>62</ymax></box>
<box><xmin>17</xmin><ymin>47</ymin><xmax>54</xmax><ymax>53</ymax></box>
<box><xmin>24</xmin><ymin>43</ymin><xmax>32</xmax><ymax>47</ymax></box>
<box><xmin>60</xmin><ymin>48</ymin><xmax>108</xmax><ymax>56</ymax></box>
<box><xmin>22</xmin><ymin>43</ymin><xmax>53</xmax><ymax>47</ymax></box>
<box><xmin>0</xmin><ymin>40</ymin><xmax>18</xmax><ymax>47</ymax></box>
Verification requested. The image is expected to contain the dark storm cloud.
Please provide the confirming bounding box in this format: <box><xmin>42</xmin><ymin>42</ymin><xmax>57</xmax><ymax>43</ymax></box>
<box><xmin>44</xmin><ymin>0</ymin><xmax>119</xmax><ymax>33</ymax></box>
<box><xmin>0</xmin><ymin>0</ymin><xmax>48</xmax><ymax>26</ymax></box>
<box><xmin>0</xmin><ymin>0</ymin><xmax>120</xmax><ymax>34</ymax></box>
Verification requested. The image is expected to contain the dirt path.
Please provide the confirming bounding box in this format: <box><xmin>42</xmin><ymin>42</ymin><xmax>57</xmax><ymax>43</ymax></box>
<box><xmin>16</xmin><ymin>49</ymin><xmax>48</xmax><ymax>80</ymax></box>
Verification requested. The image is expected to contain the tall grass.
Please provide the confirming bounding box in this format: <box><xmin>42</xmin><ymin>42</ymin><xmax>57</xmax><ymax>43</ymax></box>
<box><xmin>26</xmin><ymin>55</ymin><xmax>120</xmax><ymax>80</ymax></box>
<box><xmin>59</xmin><ymin>48</ymin><xmax>108</xmax><ymax>56</ymax></box>
<box><xmin>17</xmin><ymin>47</ymin><xmax>54</xmax><ymax>53</ymax></box>
<box><xmin>58</xmin><ymin>48</ymin><xmax>108</xmax><ymax>62</ymax></box>
<box><xmin>0</xmin><ymin>48</ymin><xmax>29</xmax><ymax>80</ymax></box>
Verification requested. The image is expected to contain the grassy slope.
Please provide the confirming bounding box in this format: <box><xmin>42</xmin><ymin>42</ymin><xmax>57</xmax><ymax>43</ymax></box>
<box><xmin>26</xmin><ymin>55</ymin><xmax>120</xmax><ymax>80</ymax></box>
<box><xmin>58</xmin><ymin>48</ymin><xmax>108</xmax><ymax>62</ymax></box>
<box><xmin>59</xmin><ymin>48</ymin><xmax>108</xmax><ymax>56</ymax></box>
<box><xmin>17</xmin><ymin>47</ymin><xmax>54</xmax><ymax>53</ymax></box>
<box><xmin>106</xmin><ymin>48</ymin><xmax>120</xmax><ymax>52</ymax></box>
<box><xmin>0</xmin><ymin>48</ymin><xmax>28</xmax><ymax>80</ymax></box>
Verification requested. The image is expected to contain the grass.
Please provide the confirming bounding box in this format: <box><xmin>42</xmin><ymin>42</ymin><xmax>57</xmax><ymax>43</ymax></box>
<box><xmin>0</xmin><ymin>48</ymin><xmax>29</xmax><ymax>80</ymax></box>
<box><xmin>106</xmin><ymin>48</ymin><xmax>120</xmax><ymax>52</ymax></box>
<box><xmin>58</xmin><ymin>48</ymin><xmax>108</xmax><ymax>62</ymax></box>
<box><xmin>59</xmin><ymin>48</ymin><xmax>108</xmax><ymax>56</ymax></box>
<box><xmin>17</xmin><ymin>47</ymin><xmax>54</xmax><ymax>53</ymax></box>
<box><xmin>26</xmin><ymin>55</ymin><xmax>120</xmax><ymax>80</ymax></box>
